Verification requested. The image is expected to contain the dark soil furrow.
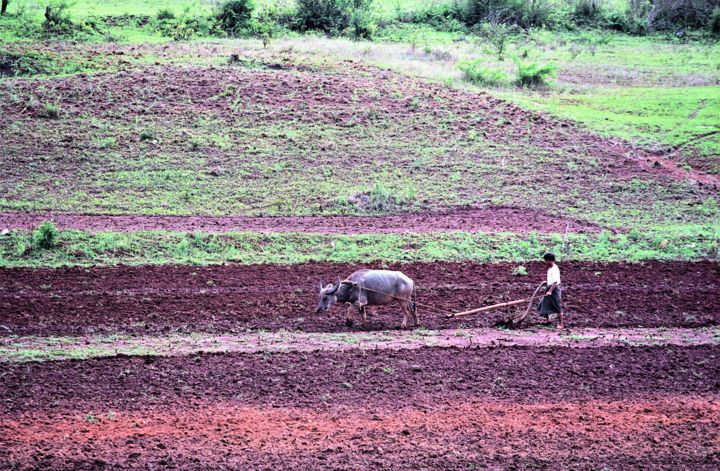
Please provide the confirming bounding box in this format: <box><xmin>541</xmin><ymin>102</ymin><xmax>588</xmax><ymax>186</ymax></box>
<box><xmin>2</xmin><ymin>345</ymin><xmax>718</xmax><ymax>412</ymax></box>
<box><xmin>0</xmin><ymin>208</ymin><xmax>605</xmax><ymax>234</ymax></box>
<box><xmin>1</xmin><ymin>261</ymin><xmax>717</xmax><ymax>336</ymax></box>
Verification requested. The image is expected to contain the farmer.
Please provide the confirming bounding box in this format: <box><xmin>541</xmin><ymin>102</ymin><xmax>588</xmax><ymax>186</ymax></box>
<box><xmin>539</xmin><ymin>253</ymin><xmax>564</xmax><ymax>329</ymax></box>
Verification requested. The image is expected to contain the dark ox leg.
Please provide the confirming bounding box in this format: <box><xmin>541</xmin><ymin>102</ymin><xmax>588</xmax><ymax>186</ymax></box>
<box><xmin>350</xmin><ymin>301</ymin><xmax>368</xmax><ymax>328</ymax></box>
<box><xmin>345</xmin><ymin>304</ymin><xmax>354</xmax><ymax>327</ymax></box>
<box><xmin>356</xmin><ymin>288</ymin><xmax>368</xmax><ymax>328</ymax></box>
<box><xmin>399</xmin><ymin>299</ymin><xmax>412</xmax><ymax>329</ymax></box>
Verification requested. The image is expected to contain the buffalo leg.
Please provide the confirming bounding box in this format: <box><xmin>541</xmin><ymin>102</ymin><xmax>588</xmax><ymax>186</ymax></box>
<box><xmin>399</xmin><ymin>301</ymin><xmax>411</xmax><ymax>329</ymax></box>
<box><xmin>345</xmin><ymin>305</ymin><xmax>354</xmax><ymax>328</ymax></box>
<box><xmin>356</xmin><ymin>289</ymin><xmax>369</xmax><ymax>328</ymax></box>
<box><xmin>352</xmin><ymin>301</ymin><xmax>368</xmax><ymax>328</ymax></box>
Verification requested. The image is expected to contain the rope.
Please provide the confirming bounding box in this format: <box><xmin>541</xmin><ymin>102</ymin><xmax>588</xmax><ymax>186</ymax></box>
<box><xmin>345</xmin><ymin>282</ymin><xmax>449</xmax><ymax>315</ymax></box>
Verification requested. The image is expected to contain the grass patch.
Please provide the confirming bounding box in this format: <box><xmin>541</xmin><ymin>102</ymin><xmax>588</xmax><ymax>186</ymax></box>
<box><xmin>500</xmin><ymin>86</ymin><xmax>720</xmax><ymax>173</ymax></box>
<box><xmin>0</xmin><ymin>228</ymin><xmax>716</xmax><ymax>268</ymax></box>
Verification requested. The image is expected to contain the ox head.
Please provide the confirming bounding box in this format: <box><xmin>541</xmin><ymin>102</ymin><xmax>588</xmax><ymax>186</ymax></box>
<box><xmin>316</xmin><ymin>277</ymin><xmax>342</xmax><ymax>313</ymax></box>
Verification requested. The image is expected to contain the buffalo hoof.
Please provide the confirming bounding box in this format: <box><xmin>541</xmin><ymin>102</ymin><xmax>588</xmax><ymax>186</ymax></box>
<box><xmin>345</xmin><ymin>319</ymin><xmax>354</xmax><ymax>328</ymax></box>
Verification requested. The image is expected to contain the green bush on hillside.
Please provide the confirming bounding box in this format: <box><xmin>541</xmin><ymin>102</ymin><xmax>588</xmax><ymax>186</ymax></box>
<box><xmin>458</xmin><ymin>59</ymin><xmax>508</xmax><ymax>86</ymax></box>
<box><xmin>215</xmin><ymin>0</ymin><xmax>255</xmax><ymax>36</ymax></box>
<box><xmin>32</xmin><ymin>221</ymin><xmax>59</xmax><ymax>250</ymax></box>
<box><xmin>515</xmin><ymin>60</ymin><xmax>557</xmax><ymax>87</ymax></box>
<box><xmin>42</xmin><ymin>1</ymin><xmax>77</xmax><ymax>36</ymax></box>
<box><xmin>0</xmin><ymin>49</ymin><xmax>53</xmax><ymax>76</ymax></box>
<box><xmin>710</xmin><ymin>6</ymin><xmax>720</xmax><ymax>35</ymax></box>
<box><xmin>294</xmin><ymin>0</ymin><xmax>375</xmax><ymax>39</ymax></box>
<box><xmin>154</xmin><ymin>6</ymin><xmax>212</xmax><ymax>41</ymax></box>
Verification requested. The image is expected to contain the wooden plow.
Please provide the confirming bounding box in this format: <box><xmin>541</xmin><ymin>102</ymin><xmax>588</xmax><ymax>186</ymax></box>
<box><xmin>446</xmin><ymin>282</ymin><xmax>547</xmax><ymax>325</ymax></box>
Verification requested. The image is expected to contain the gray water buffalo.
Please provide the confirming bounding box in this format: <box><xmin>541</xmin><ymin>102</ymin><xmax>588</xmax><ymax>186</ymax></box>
<box><xmin>316</xmin><ymin>269</ymin><xmax>418</xmax><ymax>329</ymax></box>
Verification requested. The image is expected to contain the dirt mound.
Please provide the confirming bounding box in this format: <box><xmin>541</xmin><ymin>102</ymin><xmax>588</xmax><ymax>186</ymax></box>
<box><xmin>1</xmin><ymin>261</ymin><xmax>717</xmax><ymax>336</ymax></box>
<box><xmin>0</xmin><ymin>208</ymin><xmax>605</xmax><ymax>234</ymax></box>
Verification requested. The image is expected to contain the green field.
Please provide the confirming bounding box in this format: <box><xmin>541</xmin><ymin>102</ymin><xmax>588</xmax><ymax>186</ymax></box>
<box><xmin>0</xmin><ymin>0</ymin><xmax>718</xmax><ymax>266</ymax></box>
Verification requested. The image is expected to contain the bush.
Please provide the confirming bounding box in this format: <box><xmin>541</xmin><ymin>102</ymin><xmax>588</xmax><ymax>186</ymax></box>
<box><xmin>396</xmin><ymin>3</ymin><xmax>466</xmax><ymax>32</ymax></box>
<box><xmin>43</xmin><ymin>103</ymin><xmax>61</xmax><ymax>119</ymax></box>
<box><xmin>294</xmin><ymin>0</ymin><xmax>375</xmax><ymax>39</ymax></box>
<box><xmin>155</xmin><ymin>7</ymin><xmax>211</xmax><ymax>41</ymax></box>
<box><xmin>215</xmin><ymin>0</ymin><xmax>255</xmax><ymax>36</ymax></box>
<box><xmin>42</xmin><ymin>1</ymin><xmax>76</xmax><ymax>36</ymax></box>
<box><xmin>710</xmin><ymin>6</ymin><xmax>720</xmax><ymax>35</ymax></box>
<box><xmin>478</xmin><ymin>20</ymin><xmax>517</xmax><ymax>60</ymax></box>
<box><xmin>463</xmin><ymin>0</ymin><xmax>554</xmax><ymax>29</ymax></box>
<box><xmin>458</xmin><ymin>59</ymin><xmax>507</xmax><ymax>86</ymax></box>
<box><xmin>511</xmin><ymin>265</ymin><xmax>528</xmax><ymax>276</ymax></box>
<box><xmin>648</xmin><ymin>0</ymin><xmax>717</xmax><ymax>31</ymax></box>
<box><xmin>515</xmin><ymin>60</ymin><xmax>557</xmax><ymax>87</ymax></box>
<box><xmin>0</xmin><ymin>50</ymin><xmax>53</xmax><ymax>76</ymax></box>
<box><xmin>32</xmin><ymin>221</ymin><xmax>59</xmax><ymax>250</ymax></box>
<box><xmin>156</xmin><ymin>9</ymin><xmax>175</xmax><ymax>21</ymax></box>
<box><xmin>573</xmin><ymin>0</ymin><xmax>603</xmax><ymax>26</ymax></box>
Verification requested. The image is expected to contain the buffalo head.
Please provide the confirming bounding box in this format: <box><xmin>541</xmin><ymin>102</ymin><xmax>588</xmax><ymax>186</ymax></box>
<box><xmin>316</xmin><ymin>277</ymin><xmax>342</xmax><ymax>313</ymax></box>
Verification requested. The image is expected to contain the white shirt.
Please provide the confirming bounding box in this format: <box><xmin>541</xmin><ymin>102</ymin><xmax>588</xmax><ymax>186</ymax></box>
<box><xmin>547</xmin><ymin>264</ymin><xmax>561</xmax><ymax>286</ymax></box>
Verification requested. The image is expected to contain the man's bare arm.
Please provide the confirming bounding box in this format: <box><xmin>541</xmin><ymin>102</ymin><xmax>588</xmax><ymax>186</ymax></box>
<box><xmin>546</xmin><ymin>281</ymin><xmax>557</xmax><ymax>296</ymax></box>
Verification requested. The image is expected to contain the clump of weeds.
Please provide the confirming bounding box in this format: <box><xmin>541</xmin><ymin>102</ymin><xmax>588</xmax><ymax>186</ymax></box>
<box><xmin>42</xmin><ymin>103</ymin><xmax>61</xmax><ymax>119</ymax></box>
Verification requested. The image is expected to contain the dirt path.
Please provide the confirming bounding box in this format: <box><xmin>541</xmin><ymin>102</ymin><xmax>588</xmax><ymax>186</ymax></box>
<box><xmin>1</xmin><ymin>261</ymin><xmax>717</xmax><ymax>336</ymax></box>
<box><xmin>2</xmin><ymin>326</ymin><xmax>718</xmax><ymax>363</ymax></box>
<box><xmin>2</xmin><ymin>346</ymin><xmax>718</xmax><ymax>469</ymax></box>
<box><xmin>0</xmin><ymin>208</ymin><xmax>605</xmax><ymax>234</ymax></box>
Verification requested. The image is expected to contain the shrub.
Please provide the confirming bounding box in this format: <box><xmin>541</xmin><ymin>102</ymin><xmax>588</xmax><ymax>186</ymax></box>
<box><xmin>458</xmin><ymin>59</ymin><xmax>507</xmax><ymax>86</ymax></box>
<box><xmin>0</xmin><ymin>50</ymin><xmax>53</xmax><ymax>76</ymax></box>
<box><xmin>396</xmin><ymin>3</ymin><xmax>466</xmax><ymax>32</ymax></box>
<box><xmin>648</xmin><ymin>0</ymin><xmax>717</xmax><ymax>31</ymax></box>
<box><xmin>215</xmin><ymin>0</ymin><xmax>255</xmax><ymax>36</ymax></box>
<box><xmin>515</xmin><ymin>60</ymin><xmax>557</xmax><ymax>87</ymax></box>
<box><xmin>43</xmin><ymin>103</ymin><xmax>61</xmax><ymax>119</ymax></box>
<box><xmin>573</xmin><ymin>0</ymin><xmax>603</xmax><ymax>26</ymax></box>
<box><xmin>511</xmin><ymin>265</ymin><xmax>528</xmax><ymax>276</ymax></box>
<box><xmin>294</xmin><ymin>0</ymin><xmax>375</xmax><ymax>39</ymax></box>
<box><xmin>32</xmin><ymin>221</ymin><xmax>59</xmax><ymax>250</ymax></box>
<box><xmin>347</xmin><ymin>182</ymin><xmax>412</xmax><ymax>213</ymax></box>
<box><xmin>156</xmin><ymin>9</ymin><xmax>175</xmax><ymax>21</ymax></box>
<box><xmin>42</xmin><ymin>1</ymin><xmax>76</xmax><ymax>36</ymax></box>
<box><xmin>477</xmin><ymin>20</ymin><xmax>517</xmax><ymax>60</ymax></box>
<box><xmin>155</xmin><ymin>7</ymin><xmax>211</xmax><ymax>41</ymax></box>
<box><xmin>710</xmin><ymin>6</ymin><xmax>720</xmax><ymax>35</ymax></box>
<box><xmin>463</xmin><ymin>0</ymin><xmax>554</xmax><ymax>29</ymax></box>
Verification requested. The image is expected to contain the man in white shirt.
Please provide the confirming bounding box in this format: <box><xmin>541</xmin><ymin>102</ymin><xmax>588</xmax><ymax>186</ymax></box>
<box><xmin>539</xmin><ymin>252</ymin><xmax>564</xmax><ymax>329</ymax></box>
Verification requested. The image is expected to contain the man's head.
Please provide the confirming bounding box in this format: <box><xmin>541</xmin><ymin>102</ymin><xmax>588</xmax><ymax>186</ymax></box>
<box><xmin>543</xmin><ymin>252</ymin><xmax>556</xmax><ymax>266</ymax></box>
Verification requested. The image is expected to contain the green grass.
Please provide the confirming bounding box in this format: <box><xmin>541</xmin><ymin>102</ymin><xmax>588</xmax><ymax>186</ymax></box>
<box><xmin>0</xmin><ymin>0</ymin><xmax>443</xmax><ymax>18</ymax></box>
<box><xmin>499</xmin><ymin>86</ymin><xmax>720</xmax><ymax>173</ymax></box>
<box><xmin>0</xmin><ymin>5</ymin><xmax>718</xmax><ymax>267</ymax></box>
<box><xmin>0</xmin><ymin>228</ymin><xmax>716</xmax><ymax>268</ymax></box>
<box><xmin>1</xmin><ymin>49</ymin><xmax>716</xmax><ymax>233</ymax></box>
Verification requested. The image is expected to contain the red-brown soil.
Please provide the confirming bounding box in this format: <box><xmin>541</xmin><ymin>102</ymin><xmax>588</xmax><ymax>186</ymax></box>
<box><xmin>2</xmin><ymin>346</ymin><xmax>719</xmax><ymax>469</ymax></box>
<box><xmin>0</xmin><ymin>208</ymin><xmax>605</xmax><ymax>234</ymax></box>
<box><xmin>1</xmin><ymin>261</ymin><xmax>717</xmax><ymax>336</ymax></box>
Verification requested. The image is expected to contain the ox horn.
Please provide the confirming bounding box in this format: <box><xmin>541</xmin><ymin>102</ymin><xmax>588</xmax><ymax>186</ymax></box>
<box><xmin>329</xmin><ymin>276</ymin><xmax>342</xmax><ymax>294</ymax></box>
<box><xmin>319</xmin><ymin>277</ymin><xmax>324</xmax><ymax>292</ymax></box>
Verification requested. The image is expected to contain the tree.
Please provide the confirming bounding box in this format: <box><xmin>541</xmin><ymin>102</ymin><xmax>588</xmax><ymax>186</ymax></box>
<box><xmin>1</xmin><ymin>0</ymin><xmax>10</xmax><ymax>15</ymax></box>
